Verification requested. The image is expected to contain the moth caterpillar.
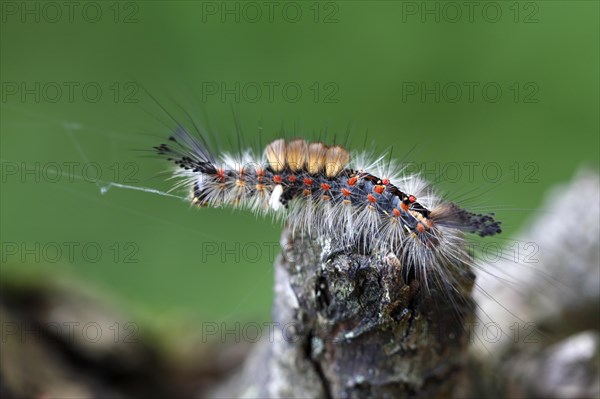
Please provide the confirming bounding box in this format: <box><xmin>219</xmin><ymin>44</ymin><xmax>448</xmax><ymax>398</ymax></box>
<box><xmin>155</xmin><ymin>126</ymin><xmax>501</xmax><ymax>287</ymax></box>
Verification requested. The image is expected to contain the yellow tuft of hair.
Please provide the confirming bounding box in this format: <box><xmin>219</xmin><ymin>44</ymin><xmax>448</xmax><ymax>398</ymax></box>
<box><xmin>264</xmin><ymin>139</ymin><xmax>287</xmax><ymax>173</ymax></box>
<box><xmin>325</xmin><ymin>146</ymin><xmax>350</xmax><ymax>177</ymax></box>
<box><xmin>286</xmin><ymin>139</ymin><xmax>308</xmax><ymax>172</ymax></box>
<box><xmin>307</xmin><ymin>142</ymin><xmax>327</xmax><ymax>175</ymax></box>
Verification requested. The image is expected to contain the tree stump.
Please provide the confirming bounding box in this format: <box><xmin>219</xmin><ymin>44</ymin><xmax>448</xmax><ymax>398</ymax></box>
<box><xmin>211</xmin><ymin>228</ymin><xmax>476</xmax><ymax>399</ymax></box>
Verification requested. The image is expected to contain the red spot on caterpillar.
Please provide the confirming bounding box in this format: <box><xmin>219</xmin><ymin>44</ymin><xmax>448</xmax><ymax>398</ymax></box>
<box><xmin>347</xmin><ymin>176</ymin><xmax>358</xmax><ymax>186</ymax></box>
<box><xmin>409</xmin><ymin>195</ymin><xmax>416</xmax><ymax>203</ymax></box>
<box><xmin>216</xmin><ymin>169</ymin><xmax>225</xmax><ymax>181</ymax></box>
<box><xmin>374</xmin><ymin>185</ymin><xmax>385</xmax><ymax>194</ymax></box>
<box><xmin>303</xmin><ymin>178</ymin><xmax>313</xmax><ymax>186</ymax></box>
<box><xmin>288</xmin><ymin>175</ymin><xmax>297</xmax><ymax>183</ymax></box>
<box><xmin>416</xmin><ymin>223</ymin><xmax>426</xmax><ymax>233</ymax></box>
<box><xmin>341</xmin><ymin>188</ymin><xmax>351</xmax><ymax>197</ymax></box>
<box><xmin>400</xmin><ymin>202</ymin><xmax>409</xmax><ymax>211</ymax></box>
<box><xmin>321</xmin><ymin>183</ymin><xmax>331</xmax><ymax>191</ymax></box>
<box><xmin>367</xmin><ymin>194</ymin><xmax>377</xmax><ymax>203</ymax></box>
<box><xmin>382</xmin><ymin>178</ymin><xmax>390</xmax><ymax>185</ymax></box>
<box><xmin>273</xmin><ymin>175</ymin><xmax>283</xmax><ymax>183</ymax></box>
<box><xmin>392</xmin><ymin>208</ymin><xmax>401</xmax><ymax>217</ymax></box>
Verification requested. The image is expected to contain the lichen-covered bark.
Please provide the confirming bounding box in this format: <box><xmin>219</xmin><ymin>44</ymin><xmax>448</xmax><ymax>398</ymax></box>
<box><xmin>281</xmin><ymin>229</ymin><xmax>476</xmax><ymax>398</ymax></box>
<box><xmin>211</xmin><ymin>228</ymin><xmax>476</xmax><ymax>399</ymax></box>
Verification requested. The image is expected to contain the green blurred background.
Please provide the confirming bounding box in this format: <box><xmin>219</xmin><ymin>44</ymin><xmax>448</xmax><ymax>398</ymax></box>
<box><xmin>1</xmin><ymin>1</ymin><xmax>598</xmax><ymax>336</ymax></box>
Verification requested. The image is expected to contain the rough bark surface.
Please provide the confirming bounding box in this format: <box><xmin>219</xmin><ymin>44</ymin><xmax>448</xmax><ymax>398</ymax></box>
<box><xmin>210</xmin><ymin>228</ymin><xmax>476</xmax><ymax>399</ymax></box>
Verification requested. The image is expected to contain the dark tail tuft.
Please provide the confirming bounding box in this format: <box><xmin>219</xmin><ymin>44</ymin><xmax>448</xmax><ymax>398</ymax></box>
<box><xmin>432</xmin><ymin>203</ymin><xmax>502</xmax><ymax>237</ymax></box>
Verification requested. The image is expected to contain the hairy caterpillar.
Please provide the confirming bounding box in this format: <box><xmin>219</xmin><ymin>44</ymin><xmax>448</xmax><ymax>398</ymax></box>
<box><xmin>155</xmin><ymin>126</ymin><xmax>502</xmax><ymax>287</ymax></box>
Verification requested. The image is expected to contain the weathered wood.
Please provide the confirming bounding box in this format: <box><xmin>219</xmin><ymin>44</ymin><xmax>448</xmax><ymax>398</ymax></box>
<box><xmin>211</xmin><ymin>228</ymin><xmax>476</xmax><ymax>399</ymax></box>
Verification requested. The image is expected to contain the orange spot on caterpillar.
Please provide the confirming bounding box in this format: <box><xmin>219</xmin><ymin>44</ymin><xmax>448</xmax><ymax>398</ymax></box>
<box><xmin>374</xmin><ymin>185</ymin><xmax>385</xmax><ymax>194</ymax></box>
<box><xmin>400</xmin><ymin>202</ymin><xmax>409</xmax><ymax>211</ymax></box>
<box><xmin>392</xmin><ymin>208</ymin><xmax>401</xmax><ymax>217</ymax></box>
<box><xmin>273</xmin><ymin>175</ymin><xmax>283</xmax><ymax>183</ymax></box>
<box><xmin>216</xmin><ymin>169</ymin><xmax>225</xmax><ymax>181</ymax></box>
<box><xmin>322</xmin><ymin>195</ymin><xmax>331</xmax><ymax>201</ymax></box>
<box><xmin>321</xmin><ymin>183</ymin><xmax>331</xmax><ymax>191</ymax></box>
<box><xmin>288</xmin><ymin>175</ymin><xmax>297</xmax><ymax>183</ymax></box>
<box><xmin>341</xmin><ymin>188</ymin><xmax>351</xmax><ymax>197</ymax></box>
<box><xmin>303</xmin><ymin>189</ymin><xmax>311</xmax><ymax>196</ymax></box>
<box><xmin>255</xmin><ymin>184</ymin><xmax>265</xmax><ymax>191</ymax></box>
<box><xmin>416</xmin><ymin>223</ymin><xmax>426</xmax><ymax>233</ymax></box>
<box><xmin>367</xmin><ymin>194</ymin><xmax>377</xmax><ymax>203</ymax></box>
<box><xmin>347</xmin><ymin>176</ymin><xmax>358</xmax><ymax>186</ymax></box>
<box><xmin>303</xmin><ymin>178</ymin><xmax>313</xmax><ymax>186</ymax></box>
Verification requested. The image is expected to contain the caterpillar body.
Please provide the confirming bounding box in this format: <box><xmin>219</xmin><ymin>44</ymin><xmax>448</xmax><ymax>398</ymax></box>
<box><xmin>156</xmin><ymin>126</ymin><xmax>501</xmax><ymax>284</ymax></box>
